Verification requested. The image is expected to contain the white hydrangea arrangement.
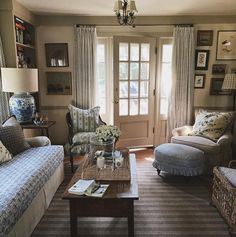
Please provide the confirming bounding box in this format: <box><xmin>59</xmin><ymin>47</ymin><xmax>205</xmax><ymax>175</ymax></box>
<box><xmin>96</xmin><ymin>125</ymin><xmax>121</xmax><ymax>142</ymax></box>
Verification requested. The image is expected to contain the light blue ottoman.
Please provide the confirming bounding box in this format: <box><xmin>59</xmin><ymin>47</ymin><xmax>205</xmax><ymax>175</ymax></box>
<box><xmin>153</xmin><ymin>143</ymin><xmax>206</xmax><ymax>176</ymax></box>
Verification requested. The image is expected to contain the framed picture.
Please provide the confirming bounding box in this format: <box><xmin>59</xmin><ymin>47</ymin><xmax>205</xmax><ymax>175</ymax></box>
<box><xmin>194</xmin><ymin>74</ymin><xmax>205</xmax><ymax>89</ymax></box>
<box><xmin>216</xmin><ymin>31</ymin><xmax>236</xmax><ymax>60</ymax></box>
<box><xmin>212</xmin><ymin>64</ymin><xmax>227</xmax><ymax>74</ymax></box>
<box><xmin>46</xmin><ymin>72</ymin><xmax>72</xmax><ymax>95</ymax></box>
<box><xmin>231</xmin><ymin>68</ymin><xmax>236</xmax><ymax>74</ymax></box>
<box><xmin>195</xmin><ymin>50</ymin><xmax>210</xmax><ymax>70</ymax></box>
<box><xmin>197</xmin><ymin>30</ymin><xmax>213</xmax><ymax>46</ymax></box>
<box><xmin>210</xmin><ymin>78</ymin><xmax>231</xmax><ymax>95</ymax></box>
<box><xmin>45</xmin><ymin>43</ymin><xmax>69</xmax><ymax>67</ymax></box>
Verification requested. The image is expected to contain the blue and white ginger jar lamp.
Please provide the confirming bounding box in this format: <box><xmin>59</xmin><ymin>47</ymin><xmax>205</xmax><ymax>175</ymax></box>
<box><xmin>1</xmin><ymin>68</ymin><xmax>38</xmax><ymax>123</ymax></box>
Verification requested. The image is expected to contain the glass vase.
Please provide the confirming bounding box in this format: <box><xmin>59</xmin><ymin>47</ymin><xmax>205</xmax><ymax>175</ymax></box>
<box><xmin>89</xmin><ymin>136</ymin><xmax>115</xmax><ymax>169</ymax></box>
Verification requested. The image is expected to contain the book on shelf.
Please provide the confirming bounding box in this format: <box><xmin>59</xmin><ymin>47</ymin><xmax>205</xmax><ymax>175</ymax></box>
<box><xmin>68</xmin><ymin>179</ymin><xmax>109</xmax><ymax>198</ymax></box>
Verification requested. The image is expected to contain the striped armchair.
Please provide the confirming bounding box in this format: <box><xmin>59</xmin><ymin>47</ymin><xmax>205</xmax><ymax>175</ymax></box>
<box><xmin>66</xmin><ymin>105</ymin><xmax>106</xmax><ymax>172</ymax></box>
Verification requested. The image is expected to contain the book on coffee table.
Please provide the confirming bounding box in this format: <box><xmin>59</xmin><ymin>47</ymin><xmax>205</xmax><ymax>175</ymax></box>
<box><xmin>68</xmin><ymin>179</ymin><xmax>109</xmax><ymax>198</ymax></box>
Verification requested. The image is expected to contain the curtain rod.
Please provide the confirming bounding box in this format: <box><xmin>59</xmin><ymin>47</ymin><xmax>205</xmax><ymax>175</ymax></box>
<box><xmin>76</xmin><ymin>23</ymin><xmax>193</xmax><ymax>27</ymax></box>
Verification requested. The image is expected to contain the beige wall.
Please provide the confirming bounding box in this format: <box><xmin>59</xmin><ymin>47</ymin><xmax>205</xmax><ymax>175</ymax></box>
<box><xmin>36</xmin><ymin>22</ymin><xmax>236</xmax><ymax>145</ymax></box>
<box><xmin>36</xmin><ymin>26</ymin><xmax>74</xmax><ymax>144</ymax></box>
<box><xmin>194</xmin><ymin>24</ymin><xmax>236</xmax><ymax>108</ymax></box>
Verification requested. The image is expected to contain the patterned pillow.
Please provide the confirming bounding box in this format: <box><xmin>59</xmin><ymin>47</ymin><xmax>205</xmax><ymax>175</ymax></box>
<box><xmin>0</xmin><ymin>116</ymin><xmax>30</xmax><ymax>156</ymax></box>
<box><xmin>68</xmin><ymin>105</ymin><xmax>100</xmax><ymax>133</ymax></box>
<box><xmin>192</xmin><ymin>110</ymin><xmax>234</xmax><ymax>142</ymax></box>
<box><xmin>0</xmin><ymin>141</ymin><xmax>12</xmax><ymax>164</ymax></box>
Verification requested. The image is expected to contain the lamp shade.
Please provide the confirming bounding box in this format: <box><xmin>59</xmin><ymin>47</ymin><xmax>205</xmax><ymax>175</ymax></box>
<box><xmin>1</xmin><ymin>68</ymin><xmax>38</xmax><ymax>93</ymax></box>
<box><xmin>127</xmin><ymin>0</ymin><xmax>138</xmax><ymax>12</ymax></box>
<box><xmin>113</xmin><ymin>0</ymin><xmax>122</xmax><ymax>12</ymax></box>
<box><xmin>222</xmin><ymin>73</ymin><xmax>236</xmax><ymax>90</ymax></box>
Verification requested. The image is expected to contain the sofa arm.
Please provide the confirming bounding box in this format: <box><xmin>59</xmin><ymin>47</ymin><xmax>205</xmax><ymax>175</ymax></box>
<box><xmin>26</xmin><ymin>136</ymin><xmax>51</xmax><ymax>147</ymax></box>
<box><xmin>172</xmin><ymin>126</ymin><xmax>193</xmax><ymax>136</ymax></box>
<box><xmin>217</xmin><ymin>132</ymin><xmax>233</xmax><ymax>146</ymax></box>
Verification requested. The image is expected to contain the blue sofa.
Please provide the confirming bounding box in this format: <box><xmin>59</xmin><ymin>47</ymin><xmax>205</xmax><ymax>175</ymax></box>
<box><xmin>0</xmin><ymin>137</ymin><xmax>64</xmax><ymax>237</ymax></box>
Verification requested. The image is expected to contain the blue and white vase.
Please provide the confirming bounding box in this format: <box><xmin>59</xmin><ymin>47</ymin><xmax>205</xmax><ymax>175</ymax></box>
<box><xmin>9</xmin><ymin>93</ymin><xmax>35</xmax><ymax>123</ymax></box>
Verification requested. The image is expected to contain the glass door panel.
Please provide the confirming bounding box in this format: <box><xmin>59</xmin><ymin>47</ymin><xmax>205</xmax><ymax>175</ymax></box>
<box><xmin>118</xmin><ymin>42</ymin><xmax>151</xmax><ymax>116</ymax></box>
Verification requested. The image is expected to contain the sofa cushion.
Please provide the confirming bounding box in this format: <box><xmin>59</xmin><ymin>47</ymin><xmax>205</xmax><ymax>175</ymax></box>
<box><xmin>0</xmin><ymin>145</ymin><xmax>64</xmax><ymax>237</ymax></box>
<box><xmin>0</xmin><ymin>118</ymin><xmax>30</xmax><ymax>155</ymax></box>
<box><xmin>171</xmin><ymin>135</ymin><xmax>221</xmax><ymax>155</ymax></box>
<box><xmin>68</xmin><ymin>105</ymin><xmax>100</xmax><ymax>134</ymax></box>
<box><xmin>0</xmin><ymin>141</ymin><xmax>12</xmax><ymax>164</ymax></box>
<box><xmin>191</xmin><ymin>110</ymin><xmax>234</xmax><ymax>142</ymax></box>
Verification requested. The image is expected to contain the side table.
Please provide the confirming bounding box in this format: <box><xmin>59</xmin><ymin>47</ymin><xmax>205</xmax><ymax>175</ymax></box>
<box><xmin>21</xmin><ymin>121</ymin><xmax>56</xmax><ymax>138</ymax></box>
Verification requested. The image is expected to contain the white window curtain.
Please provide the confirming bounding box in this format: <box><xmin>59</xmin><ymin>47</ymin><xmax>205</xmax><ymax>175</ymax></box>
<box><xmin>0</xmin><ymin>35</ymin><xmax>10</xmax><ymax>123</ymax></box>
<box><xmin>74</xmin><ymin>25</ymin><xmax>97</xmax><ymax>109</ymax></box>
<box><xmin>167</xmin><ymin>26</ymin><xmax>195</xmax><ymax>140</ymax></box>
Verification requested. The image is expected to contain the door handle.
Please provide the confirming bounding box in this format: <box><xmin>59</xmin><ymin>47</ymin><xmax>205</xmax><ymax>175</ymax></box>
<box><xmin>113</xmin><ymin>101</ymin><xmax>119</xmax><ymax>104</ymax></box>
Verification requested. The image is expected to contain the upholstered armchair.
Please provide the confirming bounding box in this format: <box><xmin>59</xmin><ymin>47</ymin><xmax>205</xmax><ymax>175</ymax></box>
<box><xmin>66</xmin><ymin>105</ymin><xmax>106</xmax><ymax>171</ymax></box>
<box><xmin>171</xmin><ymin>110</ymin><xmax>234</xmax><ymax>171</ymax></box>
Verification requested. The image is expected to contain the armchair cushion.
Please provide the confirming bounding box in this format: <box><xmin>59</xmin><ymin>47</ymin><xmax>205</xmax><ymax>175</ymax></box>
<box><xmin>68</xmin><ymin>105</ymin><xmax>100</xmax><ymax>134</ymax></box>
<box><xmin>191</xmin><ymin>110</ymin><xmax>234</xmax><ymax>142</ymax></box>
<box><xmin>171</xmin><ymin>135</ymin><xmax>221</xmax><ymax>155</ymax></box>
<box><xmin>72</xmin><ymin>132</ymin><xmax>97</xmax><ymax>144</ymax></box>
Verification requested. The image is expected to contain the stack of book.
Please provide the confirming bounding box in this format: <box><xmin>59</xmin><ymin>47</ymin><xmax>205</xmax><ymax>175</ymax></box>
<box><xmin>15</xmin><ymin>18</ymin><xmax>25</xmax><ymax>44</ymax></box>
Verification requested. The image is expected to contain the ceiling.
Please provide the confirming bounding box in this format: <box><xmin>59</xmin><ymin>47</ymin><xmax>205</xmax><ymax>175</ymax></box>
<box><xmin>16</xmin><ymin>0</ymin><xmax>236</xmax><ymax>16</ymax></box>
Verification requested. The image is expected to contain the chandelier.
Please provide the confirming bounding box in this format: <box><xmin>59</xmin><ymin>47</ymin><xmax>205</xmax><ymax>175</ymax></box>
<box><xmin>113</xmin><ymin>0</ymin><xmax>138</xmax><ymax>27</ymax></box>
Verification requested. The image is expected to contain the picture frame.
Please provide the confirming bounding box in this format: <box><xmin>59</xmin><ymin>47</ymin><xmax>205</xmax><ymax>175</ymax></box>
<box><xmin>194</xmin><ymin>74</ymin><xmax>205</xmax><ymax>89</ymax></box>
<box><xmin>212</xmin><ymin>64</ymin><xmax>227</xmax><ymax>74</ymax></box>
<box><xmin>231</xmin><ymin>68</ymin><xmax>236</xmax><ymax>74</ymax></box>
<box><xmin>195</xmin><ymin>50</ymin><xmax>210</xmax><ymax>70</ymax></box>
<box><xmin>45</xmin><ymin>43</ymin><xmax>69</xmax><ymax>67</ymax></box>
<box><xmin>197</xmin><ymin>30</ymin><xmax>213</xmax><ymax>46</ymax></box>
<box><xmin>210</xmin><ymin>78</ymin><xmax>231</xmax><ymax>95</ymax></box>
<box><xmin>216</xmin><ymin>31</ymin><xmax>236</xmax><ymax>60</ymax></box>
<box><xmin>46</xmin><ymin>72</ymin><xmax>72</xmax><ymax>95</ymax></box>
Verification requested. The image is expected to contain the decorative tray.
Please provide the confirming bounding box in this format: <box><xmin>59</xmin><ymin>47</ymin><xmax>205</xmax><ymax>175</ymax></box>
<box><xmin>82</xmin><ymin>148</ymin><xmax>130</xmax><ymax>181</ymax></box>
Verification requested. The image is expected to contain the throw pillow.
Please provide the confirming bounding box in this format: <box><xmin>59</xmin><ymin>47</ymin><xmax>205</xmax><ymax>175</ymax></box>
<box><xmin>0</xmin><ymin>116</ymin><xmax>30</xmax><ymax>156</ymax></box>
<box><xmin>0</xmin><ymin>141</ymin><xmax>13</xmax><ymax>164</ymax></box>
<box><xmin>191</xmin><ymin>110</ymin><xmax>234</xmax><ymax>142</ymax></box>
<box><xmin>68</xmin><ymin>105</ymin><xmax>100</xmax><ymax>133</ymax></box>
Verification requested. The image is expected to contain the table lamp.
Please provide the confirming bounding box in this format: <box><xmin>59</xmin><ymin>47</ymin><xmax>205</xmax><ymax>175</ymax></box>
<box><xmin>222</xmin><ymin>73</ymin><xmax>236</xmax><ymax>111</ymax></box>
<box><xmin>1</xmin><ymin>68</ymin><xmax>38</xmax><ymax>123</ymax></box>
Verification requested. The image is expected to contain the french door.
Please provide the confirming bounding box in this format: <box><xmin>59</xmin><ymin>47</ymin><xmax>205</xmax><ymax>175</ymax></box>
<box><xmin>113</xmin><ymin>36</ymin><xmax>156</xmax><ymax>147</ymax></box>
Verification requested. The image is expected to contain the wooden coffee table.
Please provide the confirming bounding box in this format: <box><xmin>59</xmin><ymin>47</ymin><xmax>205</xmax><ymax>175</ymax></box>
<box><xmin>62</xmin><ymin>154</ymin><xmax>139</xmax><ymax>237</ymax></box>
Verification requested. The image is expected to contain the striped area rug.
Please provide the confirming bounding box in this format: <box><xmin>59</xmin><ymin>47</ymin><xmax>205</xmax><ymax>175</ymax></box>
<box><xmin>31</xmin><ymin>155</ymin><xmax>230</xmax><ymax>237</ymax></box>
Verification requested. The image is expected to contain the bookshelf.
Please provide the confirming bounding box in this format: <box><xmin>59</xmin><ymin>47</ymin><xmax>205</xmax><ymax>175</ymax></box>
<box><xmin>14</xmin><ymin>16</ymin><xmax>39</xmax><ymax>111</ymax></box>
<box><xmin>14</xmin><ymin>16</ymin><xmax>36</xmax><ymax>68</ymax></box>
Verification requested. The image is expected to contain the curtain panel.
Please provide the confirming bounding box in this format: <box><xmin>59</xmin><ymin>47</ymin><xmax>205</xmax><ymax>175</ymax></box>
<box><xmin>0</xmin><ymin>35</ymin><xmax>10</xmax><ymax>123</ymax></box>
<box><xmin>74</xmin><ymin>25</ymin><xmax>97</xmax><ymax>109</ymax></box>
<box><xmin>167</xmin><ymin>26</ymin><xmax>195</xmax><ymax>141</ymax></box>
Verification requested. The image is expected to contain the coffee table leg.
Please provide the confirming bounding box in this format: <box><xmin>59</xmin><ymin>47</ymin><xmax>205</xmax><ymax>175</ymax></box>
<box><xmin>128</xmin><ymin>201</ymin><xmax>134</xmax><ymax>237</ymax></box>
<box><xmin>70</xmin><ymin>201</ymin><xmax>77</xmax><ymax>237</ymax></box>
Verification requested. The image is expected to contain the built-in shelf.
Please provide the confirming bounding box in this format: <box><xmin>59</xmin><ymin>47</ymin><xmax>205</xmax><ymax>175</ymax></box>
<box><xmin>14</xmin><ymin>16</ymin><xmax>36</xmax><ymax>68</ymax></box>
<box><xmin>14</xmin><ymin>15</ymin><xmax>39</xmax><ymax>111</ymax></box>
<box><xmin>16</xmin><ymin>42</ymin><xmax>35</xmax><ymax>49</ymax></box>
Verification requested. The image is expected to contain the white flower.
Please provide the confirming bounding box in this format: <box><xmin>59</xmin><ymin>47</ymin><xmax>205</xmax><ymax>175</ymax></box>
<box><xmin>96</xmin><ymin>125</ymin><xmax>121</xmax><ymax>141</ymax></box>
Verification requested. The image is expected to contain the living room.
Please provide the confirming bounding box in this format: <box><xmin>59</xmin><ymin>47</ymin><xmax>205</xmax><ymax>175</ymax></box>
<box><xmin>0</xmin><ymin>0</ymin><xmax>236</xmax><ymax>236</ymax></box>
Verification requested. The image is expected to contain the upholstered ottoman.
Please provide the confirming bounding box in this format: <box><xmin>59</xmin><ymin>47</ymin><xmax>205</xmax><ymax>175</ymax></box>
<box><xmin>153</xmin><ymin>143</ymin><xmax>206</xmax><ymax>176</ymax></box>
